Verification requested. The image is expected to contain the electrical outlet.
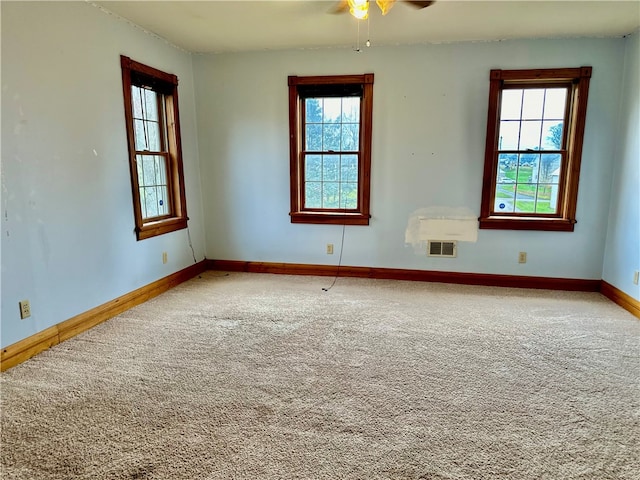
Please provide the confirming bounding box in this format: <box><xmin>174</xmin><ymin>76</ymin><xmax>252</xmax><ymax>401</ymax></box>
<box><xmin>518</xmin><ymin>252</ymin><xmax>527</xmax><ymax>264</ymax></box>
<box><xmin>634</xmin><ymin>270</ymin><xmax>639</xmax><ymax>285</ymax></box>
<box><xmin>326</xmin><ymin>244</ymin><xmax>334</xmax><ymax>255</ymax></box>
<box><xmin>162</xmin><ymin>252</ymin><xmax>168</xmax><ymax>264</ymax></box>
<box><xmin>19</xmin><ymin>300</ymin><xmax>31</xmax><ymax>319</ymax></box>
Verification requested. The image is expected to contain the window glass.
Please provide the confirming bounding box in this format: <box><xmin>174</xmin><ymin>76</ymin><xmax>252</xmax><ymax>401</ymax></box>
<box><xmin>302</xmin><ymin>96</ymin><xmax>361</xmax><ymax>210</ymax></box>
<box><xmin>496</xmin><ymin>87</ymin><xmax>568</xmax><ymax>216</ymax></box>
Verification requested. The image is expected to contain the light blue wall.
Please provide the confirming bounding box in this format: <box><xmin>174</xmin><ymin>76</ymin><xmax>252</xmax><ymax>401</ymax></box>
<box><xmin>193</xmin><ymin>38</ymin><xmax>626</xmax><ymax>279</ymax></box>
<box><xmin>1</xmin><ymin>2</ymin><xmax>206</xmax><ymax>348</ymax></box>
<box><xmin>603</xmin><ymin>31</ymin><xmax>640</xmax><ymax>300</ymax></box>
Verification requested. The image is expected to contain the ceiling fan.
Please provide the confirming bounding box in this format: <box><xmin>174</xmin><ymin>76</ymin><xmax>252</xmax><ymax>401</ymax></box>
<box><xmin>332</xmin><ymin>0</ymin><xmax>435</xmax><ymax>20</ymax></box>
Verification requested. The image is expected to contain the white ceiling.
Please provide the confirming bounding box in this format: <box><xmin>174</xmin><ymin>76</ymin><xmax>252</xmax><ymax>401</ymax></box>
<box><xmin>95</xmin><ymin>0</ymin><xmax>640</xmax><ymax>53</ymax></box>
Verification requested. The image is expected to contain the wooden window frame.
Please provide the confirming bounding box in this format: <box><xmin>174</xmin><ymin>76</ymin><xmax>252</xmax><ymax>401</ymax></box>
<box><xmin>121</xmin><ymin>56</ymin><xmax>188</xmax><ymax>240</ymax></box>
<box><xmin>479</xmin><ymin>67</ymin><xmax>592</xmax><ymax>232</ymax></box>
<box><xmin>288</xmin><ymin>74</ymin><xmax>374</xmax><ymax>225</ymax></box>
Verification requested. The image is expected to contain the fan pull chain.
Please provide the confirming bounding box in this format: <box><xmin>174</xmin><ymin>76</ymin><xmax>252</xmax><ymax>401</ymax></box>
<box><xmin>355</xmin><ymin>18</ymin><xmax>371</xmax><ymax>52</ymax></box>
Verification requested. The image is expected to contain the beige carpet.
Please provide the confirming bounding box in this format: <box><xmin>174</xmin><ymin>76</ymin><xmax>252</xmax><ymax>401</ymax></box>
<box><xmin>1</xmin><ymin>271</ymin><xmax>639</xmax><ymax>479</ymax></box>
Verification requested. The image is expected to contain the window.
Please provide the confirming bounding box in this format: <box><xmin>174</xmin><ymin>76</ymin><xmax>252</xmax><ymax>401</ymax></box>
<box><xmin>479</xmin><ymin>67</ymin><xmax>592</xmax><ymax>231</ymax></box>
<box><xmin>288</xmin><ymin>74</ymin><xmax>374</xmax><ymax>225</ymax></box>
<box><xmin>121</xmin><ymin>56</ymin><xmax>188</xmax><ymax>240</ymax></box>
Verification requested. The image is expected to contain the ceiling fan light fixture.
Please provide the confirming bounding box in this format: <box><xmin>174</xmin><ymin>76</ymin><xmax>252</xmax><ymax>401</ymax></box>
<box><xmin>348</xmin><ymin>0</ymin><xmax>369</xmax><ymax>20</ymax></box>
<box><xmin>376</xmin><ymin>0</ymin><xmax>396</xmax><ymax>15</ymax></box>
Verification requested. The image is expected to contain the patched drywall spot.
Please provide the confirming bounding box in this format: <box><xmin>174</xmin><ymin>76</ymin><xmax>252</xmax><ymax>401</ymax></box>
<box><xmin>405</xmin><ymin>207</ymin><xmax>478</xmax><ymax>254</ymax></box>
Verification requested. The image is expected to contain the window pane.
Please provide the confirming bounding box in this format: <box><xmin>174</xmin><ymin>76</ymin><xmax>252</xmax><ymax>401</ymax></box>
<box><xmin>323</xmin><ymin>155</ymin><xmax>339</xmax><ymax>182</ymax></box>
<box><xmin>132</xmin><ymin>86</ymin><xmax>144</xmax><ymax>118</ymax></box>
<box><xmin>322</xmin><ymin>98</ymin><xmax>341</xmax><ymax>123</ymax></box>
<box><xmin>515</xmin><ymin>184</ymin><xmax>536</xmax><ymax>213</ymax></box>
<box><xmin>305</xmin><ymin>98</ymin><xmax>322</xmax><ymax>123</ymax></box>
<box><xmin>494</xmin><ymin>184</ymin><xmax>515</xmax><ymax>213</ymax></box>
<box><xmin>305</xmin><ymin>124</ymin><xmax>322</xmax><ymax>151</ymax></box>
<box><xmin>134</xmin><ymin>120</ymin><xmax>147</xmax><ymax>151</ymax></box>
<box><xmin>147</xmin><ymin>158</ymin><xmax>157</xmax><ymax>187</ymax></box>
<box><xmin>540</xmin><ymin>154</ymin><xmax>561</xmax><ymax>183</ymax></box>
<box><xmin>305</xmin><ymin>155</ymin><xmax>322</xmax><ymax>181</ymax></box>
<box><xmin>146</xmin><ymin>121</ymin><xmax>161</xmax><ymax>151</ymax></box>
<box><xmin>549</xmin><ymin>183</ymin><xmax>560</xmax><ymax>212</ymax></box>
<box><xmin>157</xmin><ymin>186</ymin><xmax>169</xmax><ymax>216</ymax></box>
<box><xmin>518</xmin><ymin>153</ymin><xmax>538</xmax><ymax>183</ymax></box>
<box><xmin>323</xmin><ymin>124</ymin><xmax>341</xmax><ymax>151</ymax></box>
<box><xmin>341</xmin><ymin>155</ymin><xmax>358</xmax><ymax>182</ymax></box>
<box><xmin>543</xmin><ymin>89</ymin><xmax>567</xmax><ymax>119</ymax></box>
<box><xmin>155</xmin><ymin>156</ymin><xmax>167</xmax><ymax>186</ymax></box>
<box><xmin>497</xmin><ymin>153</ymin><xmax>517</xmax><ymax>183</ymax></box>
<box><xmin>535</xmin><ymin>184</ymin><xmax>556</xmax><ymax>214</ymax></box>
<box><xmin>519</xmin><ymin>121</ymin><xmax>542</xmax><ymax>150</ymax></box>
<box><xmin>142</xmin><ymin>186</ymin><xmax>159</xmax><ymax>219</ymax></box>
<box><xmin>137</xmin><ymin>155</ymin><xmax>155</xmax><ymax>188</ymax></box>
<box><xmin>532</xmin><ymin>154</ymin><xmax>543</xmax><ymax>183</ymax></box>
<box><xmin>142</xmin><ymin>88</ymin><xmax>159</xmax><ymax>122</ymax></box>
<box><xmin>341</xmin><ymin>97</ymin><xmax>360</xmax><ymax>122</ymax></box>
<box><xmin>136</xmin><ymin>155</ymin><xmax>145</xmax><ymax>186</ymax></box>
<box><xmin>143</xmin><ymin>155</ymin><xmax>157</xmax><ymax>186</ymax></box>
<box><xmin>341</xmin><ymin>183</ymin><xmax>358</xmax><ymax>209</ymax></box>
<box><xmin>341</xmin><ymin>123</ymin><xmax>359</xmax><ymax>151</ymax></box>
<box><xmin>134</xmin><ymin>120</ymin><xmax>161</xmax><ymax>151</ymax></box>
<box><xmin>498</xmin><ymin>121</ymin><xmax>520</xmax><ymax>150</ymax></box>
<box><xmin>522</xmin><ymin>89</ymin><xmax>544</xmax><ymax>120</ymax></box>
<box><xmin>305</xmin><ymin>182</ymin><xmax>322</xmax><ymax>208</ymax></box>
<box><xmin>138</xmin><ymin>187</ymin><xmax>147</xmax><ymax>218</ymax></box>
<box><xmin>542</xmin><ymin>121</ymin><xmax>563</xmax><ymax>150</ymax></box>
<box><xmin>500</xmin><ymin>89</ymin><xmax>522</xmax><ymax>120</ymax></box>
<box><xmin>323</xmin><ymin>182</ymin><xmax>340</xmax><ymax>208</ymax></box>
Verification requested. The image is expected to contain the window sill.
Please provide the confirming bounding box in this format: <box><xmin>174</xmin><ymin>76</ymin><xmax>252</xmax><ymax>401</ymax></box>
<box><xmin>479</xmin><ymin>216</ymin><xmax>575</xmax><ymax>232</ymax></box>
<box><xmin>290</xmin><ymin>211</ymin><xmax>370</xmax><ymax>226</ymax></box>
<box><xmin>137</xmin><ymin>217</ymin><xmax>188</xmax><ymax>240</ymax></box>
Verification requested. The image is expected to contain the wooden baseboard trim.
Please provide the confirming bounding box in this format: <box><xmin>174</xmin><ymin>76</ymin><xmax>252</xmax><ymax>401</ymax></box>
<box><xmin>1</xmin><ymin>261</ymin><xmax>207</xmax><ymax>372</ymax></box>
<box><xmin>5</xmin><ymin>259</ymin><xmax>618</xmax><ymax>372</ymax></box>
<box><xmin>600</xmin><ymin>281</ymin><xmax>640</xmax><ymax>319</ymax></box>
<box><xmin>207</xmin><ymin>259</ymin><xmax>601</xmax><ymax>292</ymax></box>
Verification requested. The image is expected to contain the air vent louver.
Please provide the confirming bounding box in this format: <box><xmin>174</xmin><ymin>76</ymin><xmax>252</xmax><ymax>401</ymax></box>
<box><xmin>427</xmin><ymin>240</ymin><xmax>457</xmax><ymax>258</ymax></box>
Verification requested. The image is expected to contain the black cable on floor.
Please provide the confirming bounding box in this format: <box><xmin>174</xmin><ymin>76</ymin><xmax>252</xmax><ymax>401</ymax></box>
<box><xmin>322</xmin><ymin>222</ymin><xmax>346</xmax><ymax>292</ymax></box>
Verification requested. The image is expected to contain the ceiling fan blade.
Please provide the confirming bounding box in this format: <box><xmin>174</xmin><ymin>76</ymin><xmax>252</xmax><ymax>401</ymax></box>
<box><xmin>404</xmin><ymin>0</ymin><xmax>435</xmax><ymax>9</ymax></box>
<box><xmin>330</xmin><ymin>0</ymin><xmax>350</xmax><ymax>14</ymax></box>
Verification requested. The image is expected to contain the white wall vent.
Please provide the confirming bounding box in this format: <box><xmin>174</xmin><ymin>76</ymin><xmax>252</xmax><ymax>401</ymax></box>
<box><xmin>427</xmin><ymin>240</ymin><xmax>457</xmax><ymax>258</ymax></box>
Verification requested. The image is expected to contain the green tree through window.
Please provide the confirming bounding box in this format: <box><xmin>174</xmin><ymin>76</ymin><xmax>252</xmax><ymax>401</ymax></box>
<box><xmin>303</xmin><ymin>97</ymin><xmax>359</xmax><ymax>209</ymax></box>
